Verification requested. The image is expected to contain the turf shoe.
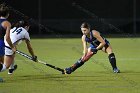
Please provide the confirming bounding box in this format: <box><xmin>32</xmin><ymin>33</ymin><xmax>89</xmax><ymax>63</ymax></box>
<box><xmin>8</xmin><ymin>65</ymin><xmax>17</xmax><ymax>75</ymax></box>
<box><xmin>113</xmin><ymin>68</ymin><xmax>120</xmax><ymax>73</ymax></box>
<box><xmin>63</xmin><ymin>67</ymin><xmax>73</xmax><ymax>74</ymax></box>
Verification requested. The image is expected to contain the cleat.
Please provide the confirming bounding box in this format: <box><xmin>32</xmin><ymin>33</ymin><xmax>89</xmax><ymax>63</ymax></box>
<box><xmin>113</xmin><ymin>68</ymin><xmax>120</xmax><ymax>73</ymax></box>
<box><xmin>64</xmin><ymin>67</ymin><xmax>73</xmax><ymax>74</ymax></box>
<box><xmin>8</xmin><ymin>65</ymin><xmax>17</xmax><ymax>75</ymax></box>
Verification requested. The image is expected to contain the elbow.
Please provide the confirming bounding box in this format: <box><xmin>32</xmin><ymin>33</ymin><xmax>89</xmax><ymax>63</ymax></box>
<box><xmin>6</xmin><ymin>37</ymin><xmax>10</xmax><ymax>42</ymax></box>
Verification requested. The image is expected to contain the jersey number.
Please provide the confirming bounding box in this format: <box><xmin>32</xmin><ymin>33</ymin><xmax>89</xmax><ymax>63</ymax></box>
<box><xmin>12</xmin><ymin>28</ymin><xmax>22</xmax><ymax>35</ymax></box>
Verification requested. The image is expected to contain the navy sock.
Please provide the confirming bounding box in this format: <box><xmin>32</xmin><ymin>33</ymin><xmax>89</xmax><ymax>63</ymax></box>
<box><xmin>108</xmin><ymin>53</ymin><xmax>117</xmax><ymax>69</ymax></box>
<box><xmin>71</xmin><ymin>58</ymin><xmax>84</xmax><ymax>72</ymax></box>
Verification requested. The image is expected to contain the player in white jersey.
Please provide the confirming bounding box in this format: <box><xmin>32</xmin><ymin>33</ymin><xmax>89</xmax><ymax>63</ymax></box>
<box><xmin>4</xmin><ymin>20</ymin><xmax>37</xmax><ymax>74</ymax></box>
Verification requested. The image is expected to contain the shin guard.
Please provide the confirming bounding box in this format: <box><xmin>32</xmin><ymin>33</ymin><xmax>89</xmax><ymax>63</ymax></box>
<box><xmin>71</xmin><ymin>58</ymin><xmax>84</xmax><ymax>72</ymax></box>
<box><xmin>71</xmin><ymin>52</ymin><xmax>94</xmax><ymax>72</ymax></box>
<box><xmin>108</xmin><ymin>53</ymin><xmax>117</xmax><ymax>69</ymax></box>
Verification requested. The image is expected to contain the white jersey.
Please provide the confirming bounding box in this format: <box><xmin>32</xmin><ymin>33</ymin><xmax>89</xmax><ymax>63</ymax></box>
<box><xmin>5</xmin><ymin>27</ymin><xmax>30</xmax><ymax>47</ymax></box>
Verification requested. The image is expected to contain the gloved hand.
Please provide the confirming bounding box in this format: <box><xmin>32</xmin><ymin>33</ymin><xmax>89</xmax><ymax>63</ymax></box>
<box><xmin>91</xmin><ymin>48</ymin><xmax>98</xmax><ymax>54</ymax></box>
<box><xmin>32</xmin><ymin>56</ymin><xmax>37</xmax><ymax>62</ymax></box>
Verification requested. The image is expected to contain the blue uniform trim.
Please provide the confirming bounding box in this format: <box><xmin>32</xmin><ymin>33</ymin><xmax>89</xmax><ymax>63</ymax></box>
<box><xmin>85</xmin><ymin>31</ymin><xmax>110</xmax><ymax>49</ymax></box>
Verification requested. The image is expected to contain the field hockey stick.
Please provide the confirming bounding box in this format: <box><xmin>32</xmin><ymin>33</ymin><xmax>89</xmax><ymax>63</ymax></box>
<box><xmin>16</xmin><ymin>50</ymin><xmax>65</xmax><ymax>73</ymax></box>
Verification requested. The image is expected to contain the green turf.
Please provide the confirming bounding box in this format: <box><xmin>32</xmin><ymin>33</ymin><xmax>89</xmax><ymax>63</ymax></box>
<box><xmin>0</xmin><ymin>38</ymin><xmax>140</xmax><ymax>93</ymax></box>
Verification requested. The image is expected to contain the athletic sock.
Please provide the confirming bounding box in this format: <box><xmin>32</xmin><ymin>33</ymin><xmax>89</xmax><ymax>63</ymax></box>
<box><xmin>108</xmin><ymin>53</ymin><xmax>117</xmax><ymax>69</ymax></box>
<box><xmin>0</xmin><ymin>64</ymin><xmax>6</xmax><ymax>72</ymax></box>
<box><xmin>71</xmin><ymin>58</ymin><xmax>85</xmax><ymax>72</ymax></box>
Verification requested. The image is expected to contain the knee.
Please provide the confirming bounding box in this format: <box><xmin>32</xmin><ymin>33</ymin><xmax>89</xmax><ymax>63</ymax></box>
<box><xmin>82</xmin><ymin>52</ymin><xmax>93</xmax><ymax>62</ymax></box>
<box><xmin>106</xmin><ymin>46</ymin><xmax>113</xmax><ymax>54</ymax></box>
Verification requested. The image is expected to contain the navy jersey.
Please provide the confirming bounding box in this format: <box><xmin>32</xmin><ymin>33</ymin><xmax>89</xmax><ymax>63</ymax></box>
<box><xmin>0</xmin><ymin>19</ymin><xmax>6</xmax><ymax>40</ymax></box>
<box><xmin>0</xmin><ymin>18</ymin><xmax>6</xmax><ymax>55</ymax></box>
<box><xmin>85</xmin><ymin>31</ymin><xmax>109</xmax><ymax>47</ymax></box>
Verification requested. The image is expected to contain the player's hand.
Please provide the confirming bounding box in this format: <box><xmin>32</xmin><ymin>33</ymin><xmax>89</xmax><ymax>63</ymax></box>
<box><xmin>12</xmin><ymin>47</ymin><xmax>16</xmax><ymax>53</ymax></box>
<box><xmin>82</xmin><ymin>52</ymin><xmax>87</xmax><ymax>59</ymax></box>
<box><xmin>91</xmin><ymin>48</ymin><xmax>98</xmax><ymax>54</ymax></box>
<box><xmin>32</xmin><ymin>56</ymin><xmax>37</xmax><ymax>62</ymax></box>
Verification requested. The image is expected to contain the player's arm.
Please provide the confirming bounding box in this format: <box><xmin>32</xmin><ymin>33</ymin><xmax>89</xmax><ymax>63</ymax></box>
<box><xmin>25</xmin><ymin>39</ymin><xmax>37</xmax><ymax>61</ymax></box>
<box><xmin>3</xmin><ymin>21</ymin><xmax>16</xmax><ymax>52</ymax></box>
<box><xmin>82</xmin><ymin>35</ymin><xmax>88</xmax><ymax>56</ymax></box>
<box><xmin>92</xmin><ymin>30</ymin><xmax>106</xmax><ymax>50</ymax></box>
<box><xmin>25</xmin><ymin>39</ymin><xmax>35</xmax><ymax>57</ymax></box>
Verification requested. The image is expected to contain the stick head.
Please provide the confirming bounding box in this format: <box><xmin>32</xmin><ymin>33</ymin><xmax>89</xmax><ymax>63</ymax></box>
<box><xmin>32</xmin><ymin>56</ymin><xmax>37</xmax><ymax>62</ymax></box>
<box><xmin>62</xmin><ymin>69</ymin><xmax>67</xmax><ymax>74</ymax></box>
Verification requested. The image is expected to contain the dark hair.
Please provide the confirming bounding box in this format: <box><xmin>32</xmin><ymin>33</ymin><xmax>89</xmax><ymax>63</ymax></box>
<box><xmin>13</xmin><ymin>20</ymin><xmax>30</xmax><ymax>28</ymax></box>
<box><xmin>0</xmin><ymin>3</ymin><xmax>9</xmax><ymax>17</ymax></box>
<box><xmin>80</xmin><ymin>22</ymin><xmax>90</xmax><ymax>29</ymax></box>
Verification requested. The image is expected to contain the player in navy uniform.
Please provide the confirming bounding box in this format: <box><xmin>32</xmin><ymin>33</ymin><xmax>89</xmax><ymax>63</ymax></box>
<box><xmin>63</xmin><ymin>22</ymin><xmax>120</xmax><ymax>74</ymax></box>
<box><xmin>0</xmin><ymin>4</ymin><xmax>16</xmax><ymax>73</ymax></box>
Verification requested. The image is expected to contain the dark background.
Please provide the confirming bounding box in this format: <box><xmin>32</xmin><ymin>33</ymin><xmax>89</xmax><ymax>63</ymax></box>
<box><xmin>1</xmin><ymin>0</ymin><xmax>140</xmax><ymax>37</ymax></box>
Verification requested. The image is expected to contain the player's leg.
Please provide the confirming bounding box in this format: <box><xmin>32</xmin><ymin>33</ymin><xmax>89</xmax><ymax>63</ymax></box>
<box><xmin>102</xmin><ymin>44</ymin><xmax>120</xmax><ymax>73</ymax></box>
<box><xmin>7</xmin><ymin>52</ymin><xmax>17</xmax><ymax>75</ymax></box>
<box><xmin>64</xmin><ymin>51</ymin><xmax>94</xmax><ymax>74</ymax></box>
<box><xmin>64</xmin><ymin>47</ymin><xmax>95</xmax><ymax>74</ymax></box>
<box><xmin>8</xmin><ymin>59</ymin><xmax>17</xmax><ymax>75</ymax></box>
<box><xmin>0</xmin><ymin>46</ymin><xmax>6</xmax><ymax>72</ymax></box>
<box><xmin>4</xmin><ymin>55</ymin><xmax>14</xmax><ymax>69</ymax></box>
<box><xmin>0</xmin><ymin>63</ymin><xmax>6</xmax><ymax>72</ymax></box>
<box><xmin>0</xmin><ymin>56</ymin><xmax>12</xmax><ymax>72</ymax></box>
<box><xmin>0</xmin><ymin>56</ymin><xmax>4</xmax><ymax>64</ymax></box>
<box><xmin>0</xmin><ymin>47</ymin><xmax>15</xmax><ymax>72</ymax></box>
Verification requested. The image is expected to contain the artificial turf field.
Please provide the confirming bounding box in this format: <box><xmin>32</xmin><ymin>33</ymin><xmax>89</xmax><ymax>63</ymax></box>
<box><xmin>0</xmin><ymin>38</ymin><xmax>140</xmax><ymax>93</ymax></box>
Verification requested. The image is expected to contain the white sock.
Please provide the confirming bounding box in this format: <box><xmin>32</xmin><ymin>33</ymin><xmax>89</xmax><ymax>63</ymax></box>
<box><xmin>1</xmin><ymin>64</ymin><xmax>6</xmax><ymax>72</ymax></box>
